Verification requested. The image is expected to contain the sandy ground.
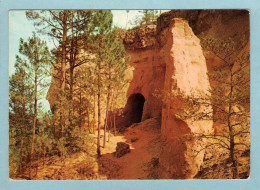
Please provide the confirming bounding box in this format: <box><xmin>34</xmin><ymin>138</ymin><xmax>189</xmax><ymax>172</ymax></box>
<box><xmin>92</xmin><ymin>118</ymin><xmax>161</xmax><ymax>179</ymax></box>
<box><xmin>17</xmin><ymin>118</ymin><xmax>161</xmax><ymax>180</ymax></box>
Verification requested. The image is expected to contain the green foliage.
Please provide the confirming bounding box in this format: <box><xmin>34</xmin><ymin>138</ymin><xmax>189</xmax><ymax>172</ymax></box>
<box><xmin>139</xmin><ymin>10</ymin><xmax>159</xmax><ymax>25</ymax></box>
<box><xmin>68</xmin><ymin>127</ymin><xmax>93</xmax><ymax>153</ymax></box>
<box><xmin>9</xmin><ymin>32</ymin><xmax>51</xmax><ymax>178</ymax></box>
<box><xmin>92</xmin><ymin>10</ymin><xmax>113</xmax><ymax>35</ymax></box>
<box><xmin>17</xmin><ymin>32</ymin><xmax>51</xmax><ymax>98</ymax></box>
<box><xmin>9</xmin><ymin>52</ymin><xmax>34</xmax><ymax>177</ymax></box>
<box><xmin>130</xmin><ymin>10</ymin><xmax>160</xmax><ymax>27</ymax></box>
<box><xmin>34</xmin><ymin>113</ymin><xmax>56</xmax><ymax>159</ymax></box>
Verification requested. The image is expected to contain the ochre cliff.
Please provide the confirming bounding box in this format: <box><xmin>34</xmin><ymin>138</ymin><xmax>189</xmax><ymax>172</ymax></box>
<box><xmin>121</xmin><ymin>10</ymin><xmax>249</xmax><ymax>178</ymax></box>
<box><xmin>123</xmin><ymin>18</ymin><xmax>213</xmax><ymax>178</ymax></box>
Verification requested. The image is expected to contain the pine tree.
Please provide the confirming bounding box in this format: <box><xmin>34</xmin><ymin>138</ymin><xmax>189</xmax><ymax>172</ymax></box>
<box><xmin>27</xmin><ymin>10</ymin><xmax>96</xmax><ymax>137</ymax></box>
<box><xmin>138</xmin><ymin>10</ymin><xmax>159</xmax><ymax>25</ymax></box>
<box><xmin>26</xmin><ymin>10</ymin><xmax>69</xmax><ymax>138</ymax></box>
<box><xmin>90</xmin><ymin>10</ymin><xmax>113</xmax><ymax>156</ymax></box>
<box><xmin>16</xmin><ymin>32</ymin><xmax>51</xmax><ymax>177</ymax></box>
<box><xmin>9</xmin><ymin>63</ymin><xmax>34</xmax><ymax>177</ymax></box>
<box><xmin>65</xmin><ymin>11</ymin><xmax>94</xmax><ymax>131</ymax></box>
<box><xmin>101</xmin><ymin>28</ymin><xmax>128</xmax><ymax>147</ymax></box>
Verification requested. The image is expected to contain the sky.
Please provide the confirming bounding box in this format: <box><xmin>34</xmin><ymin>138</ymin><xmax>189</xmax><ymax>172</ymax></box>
<box><xmin>9</xmin><ymin>10</ymin><xmax>168</xmax><ymax>112</ymax></box>
<box><xmin>9</xmin><ymin>10</ymin><xmax>149</xmax><ymax>76</ymax></box>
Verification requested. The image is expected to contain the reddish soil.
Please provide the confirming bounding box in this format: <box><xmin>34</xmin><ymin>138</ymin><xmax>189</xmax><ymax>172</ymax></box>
<box><xmin>95</xmin><ymin>118</ymin><xmax>161</xmax><ymax>179</ymax></box>
<box><xmin>17</xmin><ymin>118</ymin><xmax>161</xmax><ymax>180</ymax></box>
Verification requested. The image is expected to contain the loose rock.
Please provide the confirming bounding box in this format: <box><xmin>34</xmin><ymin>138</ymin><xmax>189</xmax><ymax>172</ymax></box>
<box><xmin>115</xmin><ymin>142</ymin><xmax>131</xmax><ymax>158</ymax></box>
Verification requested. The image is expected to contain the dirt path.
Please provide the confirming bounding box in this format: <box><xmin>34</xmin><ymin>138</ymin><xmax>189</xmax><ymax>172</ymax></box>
<box><xmin>95</xmin><ymin>118</ymin><xmax>161</xmax><ymax>179</ymax></box>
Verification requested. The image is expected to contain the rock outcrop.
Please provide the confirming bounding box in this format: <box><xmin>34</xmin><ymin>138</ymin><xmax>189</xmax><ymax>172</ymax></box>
<box><xmin>123</xmin><ymin>18</ymin><xmax>213</xmax><ymax>178</ymax></box>
<box><xmin>159</xmin><ymin>18</ymin><xmax>213</xmax><ymax>179</ymax></box>
<box><xmin>120</xmin><ymin>10</ymin><xmax>249</xmax><ymax>178</ymax></box>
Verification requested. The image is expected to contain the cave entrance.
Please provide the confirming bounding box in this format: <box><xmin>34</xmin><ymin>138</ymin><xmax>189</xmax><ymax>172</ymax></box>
<box><xmin>126</xmin><ymin>93</ymin><xmax>145</xmax><ymax>125</ymax></box>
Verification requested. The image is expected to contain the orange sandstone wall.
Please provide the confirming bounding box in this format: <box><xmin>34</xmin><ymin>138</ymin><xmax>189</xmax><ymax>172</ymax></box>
<box><xmin>159</xmin><ymin>19</ymin><xmax>213</xmax><ymax>178</ymax></box>
<box><xmin>125</xmin><ymin>49</ymin><xmax>165</xmax><ymax>120</ymax></box>
<box><xmin>124</xmin><ymin>19</ymin><xmax>213</xmax><ymax>178</ymax></box>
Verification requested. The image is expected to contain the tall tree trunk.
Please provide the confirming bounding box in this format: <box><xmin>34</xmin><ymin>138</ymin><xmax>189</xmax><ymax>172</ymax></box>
<box><xmin>103</xmin><ymin>89</ymin><xmax>110</xmax><ymax>148</ymax></box>
<box><xmin>97</xmin><ymin>61</ymin><xmax>101</xmax><ymax>157</ymax></box>
<box><xmin>108</xmin><ymin>90</ymin><xmax>114</xmax><ymax>142</ymax></box>
<box><xmin>93</xmin><ymin>93</ymin><xmax>96</xmax><ymax>133</ymax></box>
<box><xmin>18</xmin><ymin>135</ymin><xmax>24</xmax><ymax>174</ymax></box>
<box><xmin>228</xmin><ymin>66</ymin><xmax>238</xmax><ymax>179</ymax></box>
<box><xmin>19</xmin><ymin>98</ymin><xmax>26</xmax><ymax>174</ymax></box>
<box><xmin>60</xmin><ymin>10</ymin><xmax>68</xmax><ymax>139</ymax></box>
<box><xmin>113</xmin><ymin>92</ymin><xmax>117</xmax><ymax>136</ymax></box>
<box><xmin>79</xmin><ymin>84</ymin><xmax>82</xmax><ymax>128</ymax></box>
<box><xmin>68</xmin><ymin>16</ymin><xmax>77</xmax><ymax>131</ymax></box>
<box><xmin>68</xmin><ymin>66</ymin><xmax>74</xmax><ymax>132</ymax></box>
<box><xmin>230</xmin><ymin>136</ymin><xmax>237</xmax><ymax>178</ymax></box>
<box><xmin>108</xmin><ymin>114</ymin><xmax>112</xmax><ymax>142</ymax></box>
<box><xmin>69</xmin><ymin>63</ymin><xmax>74</xmax><ymax>130</ymax></box>
<box><xmin>30</xmin><ymin>60</ymin><xmax>38</xmax><ymax>178</ymax></box>
<box><xmin>103</xmin><ymin>64</ymin><xmax>112</xmax><ymax>148</ymax></box>
<box><xmin>31</xmin><ymin>79</ymin><xmax>37</xmax><ymax>157</ymax></box>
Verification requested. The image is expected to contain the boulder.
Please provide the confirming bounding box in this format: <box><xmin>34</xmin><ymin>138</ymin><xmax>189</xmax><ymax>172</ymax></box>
<box><xmin>115</xmin><ymin>142</ymin><xmax>131</xmax><ymax>158</ymax></box>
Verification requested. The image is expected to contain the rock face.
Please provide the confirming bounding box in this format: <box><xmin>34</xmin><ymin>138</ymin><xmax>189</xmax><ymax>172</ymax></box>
<box><xmin>157</xmin><ymin>10</ymin><xmax>249</xmax><ymax>42</ymax></box>
<box><xmin>115</xmin><ymin>142</ymin><xmax>131</xmax><ymax>158</ymax></box>
<box><xmin>121</xmin><ymin>10</ymin><xmax>249</xmax><ymax>178</ymax></box>
<box><xmin>123</xmin><ymin>18</ymin><xmax>213</xmax><ymax>178</ymax></box>
<box><xmin>159</xmin><ymin>19</ymin><xmax>213</xmax><ymax>179</ymax></box>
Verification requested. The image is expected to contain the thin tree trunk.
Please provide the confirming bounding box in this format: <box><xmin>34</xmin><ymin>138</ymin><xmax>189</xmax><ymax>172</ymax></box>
<box><xmin>69</xmin><ymin>66</ymin><xmax>74</xmax><ymax>129</ymax></box>
<box><xmin>60</xmin><ymin>10</ymin><xmax>68</xmax><ymax>140</ymax></box>
<box><xmin>30</xmin><ymin>59</ymin><xmax>38</xmax><ymax>178</ymax></box>
<box><xmin>108</xmin><ymin>90</ymin><xmax>114</xmax><ymax>142</ymax></box>
<box><xmin>93</xmin><ymin>93</ymin><xmax>96</xmax><ymax>133</ymax></box>
<box><xmin>68</xmin><ymin>16</ymin><xmax>77</xmax><ymax>131</ymax></box>
<box><xmin>113</xmin><ymin>92</ymin><xmax>117</xmax><ymax>136</ymax></box>
<box><xmin>79</xmin><ymin>84</ymin><xmax>82</xmax><ymax>128</ymax></box>
<box><xmin>230</xmin><ymin>136</ymin><xmax>237</xmax><ymax>178</ymax></box>
<box><xmin>97</xmin><ymin>61</ymin><xmax>101</xmax><ymax>157</ymax></box>
<box><xmin>103</xmin><ymin>90</ymin><xmax>110</xmax><ymax>148</ymax></box>
<box><xmin>228</xmin><ymin>66</ymin><xmax>238</xmax><ymax>179</ymax></box>
<box><xmin>103</xmin><ymin>63</ymin><xmax>112</xmax><ymax>148</ymax></box>
<box><xmin>114</xmin><ymin>112</ymin><xmax>116</xmax><ymax>136</ymax></box>
<box><xmin>109</xmin><ymin>116</ymin><xmax>112</xmax><ymax>142</ymax></box>
<box><xmin>19</xmin><ymin>98</ymin><xmax>26</xmax><ymax>174</ymax></box>
<box><xmin>19</xmin><ymin>136</ymin><xmax>24</xmax><ymax>174</ymax></box>
<box><xmin>31</xmin><ymin>82</ymin><xmax>37</xmax><ymax>157</ymax></box>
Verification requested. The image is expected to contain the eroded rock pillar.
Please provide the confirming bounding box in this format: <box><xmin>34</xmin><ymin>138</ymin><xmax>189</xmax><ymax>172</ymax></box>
<box><xmin>159</xmin><ymin>18</ymin><xmax>213</xmax><ymax>178</ymax></box>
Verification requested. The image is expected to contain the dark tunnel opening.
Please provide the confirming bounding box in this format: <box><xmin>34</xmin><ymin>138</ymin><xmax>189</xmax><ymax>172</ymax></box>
<box><xmin>126</xmin><ymin>93</ymin><xmax>145</xmax><ymax>125</ymax></box>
